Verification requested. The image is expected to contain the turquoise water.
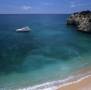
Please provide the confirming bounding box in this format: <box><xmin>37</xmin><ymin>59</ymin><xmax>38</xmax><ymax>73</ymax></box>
<box><xmin>0</xmin><ymin>14</ymin><xmax>91</xmax><ymax>89</ymax></box>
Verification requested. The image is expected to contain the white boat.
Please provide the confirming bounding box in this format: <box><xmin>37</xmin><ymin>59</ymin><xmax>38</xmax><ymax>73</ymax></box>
<box><xmin>16</xmin><ymin>26</ymin><xmax>31</xmax><ymax>32</ymax></box>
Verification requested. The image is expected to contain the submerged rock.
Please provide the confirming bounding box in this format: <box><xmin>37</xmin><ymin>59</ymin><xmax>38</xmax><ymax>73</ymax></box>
<box><xmin>67</xmin><ymin>10</ymin><xmax>91</xmax><ymax>32</ymax></box>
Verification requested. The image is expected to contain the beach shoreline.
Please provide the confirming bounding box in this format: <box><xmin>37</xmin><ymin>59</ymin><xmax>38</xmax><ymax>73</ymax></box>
<box><xmin>57</xmin><ymin>67</ymin><xmax>91</xmax><ymax>90</ymax></box>
<box><xmin>57</xmin><ymin>75</ymin><xmax>91</xmax><ymax>90</ymax></box>
<box><xmin>16</xmin><ymin>66</ymin><xmax>91</xmax><ymax>90</ymax></box>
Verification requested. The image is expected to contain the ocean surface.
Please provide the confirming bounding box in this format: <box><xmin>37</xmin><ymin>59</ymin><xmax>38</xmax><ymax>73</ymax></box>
<box><xmin>0</xmin><ymin>14</ymin><xmax>91</xmax><ymax>90</ymax></box>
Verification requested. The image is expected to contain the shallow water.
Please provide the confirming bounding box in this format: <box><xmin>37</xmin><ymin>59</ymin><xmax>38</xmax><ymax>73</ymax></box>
<box><xmin>0</xmin><ymin>14</ymin><xmax>91</xmax><ymax>89</ymax></box>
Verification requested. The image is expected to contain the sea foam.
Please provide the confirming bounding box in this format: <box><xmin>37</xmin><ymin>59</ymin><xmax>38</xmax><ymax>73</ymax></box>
<box><xmin>18</xmin><ymin>72</ymin><xmax>91</xmax><ymax>90</ymax></box>
<box><xmin>18</xmin><ymin>76</ymin><xmax>74</xmax><ymax>90</ymax></box>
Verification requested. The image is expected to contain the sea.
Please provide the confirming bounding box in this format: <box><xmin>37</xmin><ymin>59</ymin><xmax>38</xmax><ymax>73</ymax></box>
<box><xmin>0</xmin><ymin>14</ymin><xmax>91</xmax><ymax>90</ymax></box>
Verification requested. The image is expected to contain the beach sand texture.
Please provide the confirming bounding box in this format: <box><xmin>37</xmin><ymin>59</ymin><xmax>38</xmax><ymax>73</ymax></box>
<box><xmin>57</xmin><ymin>75</ymin><xmax>91</xmax><ymax>90</ymax></box>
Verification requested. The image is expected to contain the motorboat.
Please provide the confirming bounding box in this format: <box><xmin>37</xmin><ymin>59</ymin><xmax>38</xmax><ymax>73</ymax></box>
<box><xmin>16</xmin><ymin>26</ymin><xmax>31</xmax><ymax>32</ymax></box>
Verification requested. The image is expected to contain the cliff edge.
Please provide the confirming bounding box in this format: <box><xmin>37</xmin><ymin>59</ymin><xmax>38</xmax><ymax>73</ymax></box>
<box><xmin>67</xmin><ymin>10</ymin><xmax>91</xmax><ymax>32</ymax></box>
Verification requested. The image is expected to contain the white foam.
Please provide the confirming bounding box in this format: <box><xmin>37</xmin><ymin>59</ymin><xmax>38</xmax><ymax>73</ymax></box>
<box><xmin>59</xmin><ymin>74</ymin><xmax>91</xmax><ymax>88</ymax></box>
<box><xmin>18</xmin><ymin>76</ymin><xmax>74</xmax><ymax>90</ymax></box>
<box><xmin>18</xmin><ymin>86</ymin><xmax>57</xmax><ymax>90</ymax></box>
<box><xmin>18</xmin><ymin>74</ymin><xmax>91</xmax><ymax>90</ymax></box>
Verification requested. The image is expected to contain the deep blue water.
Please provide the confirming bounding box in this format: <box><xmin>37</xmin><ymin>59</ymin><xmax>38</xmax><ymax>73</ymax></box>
<box><xmin>0</xmin><ymin>14</ymin><xmax>91</xmax><ymax>89</ymax></box>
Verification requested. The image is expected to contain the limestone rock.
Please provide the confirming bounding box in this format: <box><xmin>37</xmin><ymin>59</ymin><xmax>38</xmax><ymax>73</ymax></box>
<box><xmin>67</xmin><ymin>10</ymin><xmax>91</xmax><ymax>32</ymax></box>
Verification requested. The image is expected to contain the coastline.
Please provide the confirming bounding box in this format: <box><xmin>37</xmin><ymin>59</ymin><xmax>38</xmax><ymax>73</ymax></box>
<box><xmin>57</xmin><ymin>75</ymin><xmax>91</xmax><ymax>90</ymax></box>
<box><xmin>16</xmin><ymin>66</ymin><xmax>91</xmax><ymax>90</ymax></box>
<box><xmin>57</xmin><ymin>67</ymin><xmax>91</xmax><ymax>90</ymax></box>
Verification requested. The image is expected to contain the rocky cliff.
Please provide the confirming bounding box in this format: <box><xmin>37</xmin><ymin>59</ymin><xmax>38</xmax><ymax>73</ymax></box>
<box><xmin>67</xmin><ymin>10</ymin><xmax>91</xmax><ymax>32</ymax></box>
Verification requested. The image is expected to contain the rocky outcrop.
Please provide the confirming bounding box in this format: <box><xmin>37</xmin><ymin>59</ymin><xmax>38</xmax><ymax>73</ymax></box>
<box><xmin>67</xmin><ymin>10</ymin><xmax>91</xmax><ymax>32</ymax></box>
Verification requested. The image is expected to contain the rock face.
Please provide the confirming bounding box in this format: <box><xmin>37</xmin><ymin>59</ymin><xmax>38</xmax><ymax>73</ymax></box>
<box><xmin>67</xmin><ymin>10</ymin><xmax>91</xmax><ymax>32</ymax></box>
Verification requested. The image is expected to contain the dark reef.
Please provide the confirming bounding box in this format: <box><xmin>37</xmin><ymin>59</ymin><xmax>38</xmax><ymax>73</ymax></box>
<box><xmin>67</xmin><ymin>10</ymin><xmax>91</xmax><ymax>32</ymax></box>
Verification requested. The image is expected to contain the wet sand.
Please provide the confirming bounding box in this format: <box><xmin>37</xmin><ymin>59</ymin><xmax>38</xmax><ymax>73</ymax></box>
<box><xmin>57</xmin><ymin>67</ymin><xmax>91</xmax><ymax>90</ymax></box>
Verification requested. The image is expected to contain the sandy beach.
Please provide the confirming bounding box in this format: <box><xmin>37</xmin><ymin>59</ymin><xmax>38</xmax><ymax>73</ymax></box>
<box><xmin>57</xmin><ymin>67</ymin><xmax>91</xmax><ymax>90</ymax></box>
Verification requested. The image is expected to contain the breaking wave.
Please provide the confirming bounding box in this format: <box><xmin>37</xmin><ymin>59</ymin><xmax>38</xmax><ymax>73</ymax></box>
<box><xmin>18</xmin><ymin>71</ymin><xmax>91</xmax><ymax>90</ymax></box>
